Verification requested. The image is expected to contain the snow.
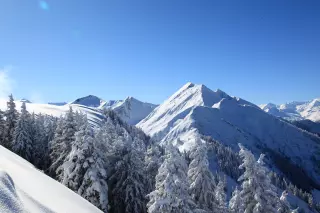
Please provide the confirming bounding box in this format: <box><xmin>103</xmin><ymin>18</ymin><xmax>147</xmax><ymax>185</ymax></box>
<box><xmin>0</xmin><ymin>95</ymin><xmax>156</xmax><ymax>127</ymax></box>
<box><xmin>260</xmin><ymin>98</ymin><xmax>320</xmax><ymax>122</ymax></box>
<box><xmin>137</xmin><ymin>82</ymin><xmax>320</xmax><ymax>186</ymax></box>
<box><xmin>0</xmin><ymin>146</ymin><xmax>101</xmax><ymax>213</ymax></box>
<box><xmin>0</xmin><ymin>100</ymin><xmax>105</xmax><ymax>127</ymax></box>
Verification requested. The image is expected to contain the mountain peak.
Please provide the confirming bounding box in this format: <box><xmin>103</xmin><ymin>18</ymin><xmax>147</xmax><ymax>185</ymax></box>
<box><xmin>71</xmin><ymin>95</ymin><xmax>104</xmax><ymax>107</ymax></box>
<box><xmin>124</xmin><ymin>96</ymin><xmax>138</xmax><ymax>102</ymax></box>
<box><xmin>183</xmin><ymin>82</ymin><xmax>195</xmax><ymax>89</ymax></box>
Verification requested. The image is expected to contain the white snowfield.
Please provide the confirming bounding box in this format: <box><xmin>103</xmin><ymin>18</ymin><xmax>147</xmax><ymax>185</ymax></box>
<box><xmin>260</xmin><ymin>98</ymin><xmax>320</xmax><ymax>122</ymax></box>
<box><xmin>0</xmin><ymin>99</ymin><xmax>105</xmax><ymax>127</ymax></box>
<box><xmin>0</xmin><ymin>146</ymin><xmax>102</xmax><ymax>213</ymax></box>
<box><xmin>137</xmin><ymin>82</ymin><xmax>320</xmax><ymax>185</ymax></box>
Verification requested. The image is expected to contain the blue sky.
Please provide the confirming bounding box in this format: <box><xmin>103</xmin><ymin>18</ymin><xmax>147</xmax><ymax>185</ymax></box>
<box><xmin>0</xmin><ymin>0</ymin><xmax>319</xmax><ymax>104</ymax></box>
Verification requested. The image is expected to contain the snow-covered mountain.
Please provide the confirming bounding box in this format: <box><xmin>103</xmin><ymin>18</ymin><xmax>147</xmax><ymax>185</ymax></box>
<box><xmin>0</xmin><ymin>95</ymin><xmax>156</xmax><ymax>127</ymax></box>
<box><xmin>0</xmin><ymin>146</ymin><xmax>101</xmax><ymax>213</ymax></box>
<box><xmin>138</xmin><ymin>82</ymin><xmax>320</xmax><ymax>190</ymax></box>
<box><xmin>260</xmin><ymin>98</ymin><xmax>320</xmax><ymax>122</ymax></box>
<box><xmin>71</xmin><ymin>95</ymin><xmax>105</xmax><ymax>108</ymax></box>
<box><xmin>100</xmin><ymin>97</ymin><xmax>157</xmax><ymax>125</ymax></box>
<box><xmin>68</xmin><ymin>95</ymin><xmax>157</xmax><ymax>124</ymax></box>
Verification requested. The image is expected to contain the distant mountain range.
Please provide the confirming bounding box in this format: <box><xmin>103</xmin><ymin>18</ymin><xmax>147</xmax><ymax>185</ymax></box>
<box><xmin>70</xmin><ymin>95</ymin><xmax>157</xmax><ymax>125</ymax></box>
<box><xmin>259</xmin><ymin>98</ymin><xmax>320</xmax><ymax>122</ymax></box>
<box><xmin>0</xmin><ymin>95</ymin><xmax>156</xmax><ymax>127</ymax></box>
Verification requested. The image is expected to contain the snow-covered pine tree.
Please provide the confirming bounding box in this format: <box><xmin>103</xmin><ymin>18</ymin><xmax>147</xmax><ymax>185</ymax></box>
<box><xmin>44</xmin><ymin>115</ymin><xmax>57</xmax><ymax>143</ymax></box>
<box><xmin>12</xmin><ymin>102</ymin><xmax>33</xmax><ymax>162</ymax></box>
<box><xmin>48</xmin><ymin>116</ymin><xmax>64</xmax><ymax>175</ymax></box>
<box><xmin>214</xmin><ymin>175</ymin><xmax>227</xmax><ymax>213</ymax></box>
<box><xmin>187</xmin><ymin>139</ymin><xmax>217</xmax><ymax>212</ymax></box>
<box><xmin>0</xmin><ymin>109</ymin><xmax>5</xmax><ymax>145</ymax></box>
<box><xmin>254</xmin><ymin>154</ymin><xmax>279</xmax><ymax>212</ymax></box>
<box><xmin>3</xmin><ymin>94</ymin><xmax>18</xmax><ymax>149</ymax></box>
<box><xmin>62</xmin><ymin>116</ymin><xmax>108</xmax><ymax>212</ymax></box>
<box><xmin>147</xmin><ymin>143</ymin><xmax>196</xmax><ymax>213</ymax></box>
<box><xmin>145</xmin><ymin>144</ymin><xmax>163</xmax><ymax>194</ymax></box>
<box><xmin>49</xmin><ymin>107</ymin><xmax>77</xmax><ymax>178</ymax></box>
<box><xmin>74</xmin><ymin>111</ymin><xmax>87</xmax><ymax>131</ymax></box>
<box><xmin>109</xmin><ymin>144</ymin><xmax>147</xmax><ymax>213</ymax></box>
<box><xmin>32</xmin><ymin>114</ymin><xmax>50</xmax><ymax>169</ymax></box>
<box><xmin>237</xmin><ymin>144</ymin><xmax>279</xmax><ymax>213</ymax></box>
<box><xmin>78</xmin><ymin>149</ymin><xmax>108</xmax><ymax>212</ymax></box>
<box><xmin>278</xmin><ymin>191</ymin><xmax>292</xmax><ymax>213</ymax></box>
<box><xmin>229</xmin><ymin>186</ymin><xmax>242</xmax><ymax>213</ymax></box>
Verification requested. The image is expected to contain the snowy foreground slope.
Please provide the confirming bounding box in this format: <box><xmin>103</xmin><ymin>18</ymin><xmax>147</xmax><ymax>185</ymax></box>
<box><xmin>260</xmin><ymin>98</ymin><xmax>320</xmax><ymax>122</ymax></box>
<box><xmin>138</xmin><ymin>83</ymin><xmax>320</xmax><ymax>187</ymax></box>
<box><xmin>0</xmin><ymin>146</ymin><xmax>101</xmax><ymax>213</ymax></box>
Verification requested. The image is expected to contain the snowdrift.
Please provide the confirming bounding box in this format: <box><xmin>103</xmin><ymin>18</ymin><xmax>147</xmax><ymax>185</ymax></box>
<box><xmin>0</xmin><ymin>146</ymin><xmax>101</xmax><ymax>213</ymax></box>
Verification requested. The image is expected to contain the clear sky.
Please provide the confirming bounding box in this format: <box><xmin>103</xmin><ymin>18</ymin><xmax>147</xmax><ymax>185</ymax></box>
<box><xmin>0</xmin><ymin>0</ymin><xmax>319</xmax><ymax>104</ymax></box>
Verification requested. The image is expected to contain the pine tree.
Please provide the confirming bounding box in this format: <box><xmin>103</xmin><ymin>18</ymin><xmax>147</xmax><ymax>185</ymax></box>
<box><xmin>278</xmin><ymin>191</ymin><xmax>292</xmax><ymax>213</ymax></box>
<box><xmin>229</xmin><ymin>187</ymin><xmax>242</xmax><ymax>213</ymax></box>
<box><xmin>0</xmin><ymin>109</ymin><xmax>5</xmax><ymax>145</ymax></box>
<box><xmin>187</xmin><ymin>139</ymin><xmax>217</xmax><ymax>212</ymax></box>
<box><xmin>237</xmin><ymin>144</ymin><xmax>279</xmax><ymax>213</ymax></box>
<box><xmin>254</xmin><ymin>154</ymin><xmax>279</xmax><ymax>213</ymax></box>
<box><xmin>147</xmin><ymin>144</ymin><xmax>196</xmax><ymax>213</ymax></box>
<box><xmin>215</xmin><ymin>176</ymin><xmax>227</xmax><ymax>213</ymax></box>
<box><xmin>33</xmin><ymin>114</ymin><xmax>49</xmax><ymax>169</ymax></box>
<box><xmin>145</xmin><ymin>144</ymin><xmax>163</xmax><ymax>194</ymax></box>
<box><xmin>12</xmin><ymin>102</ymin><xmax>33</xmax><ymax>162</ymax></box>
<box><xmin>48</xmin><ymin>116</ymin><xmax>64</xmax><ymax>175</ymax></box>
<box><xmin>49</xmin><ymin>107</ymin><xmax>77</xmax><ymax>178</ymax></box>
<box><xmin>307</xmin><ymin>193</ymin><xmax>313</xmax><ymax>208</ymax></box>
<box><xmin>109</xmin><ymin>145</ymin><xmax>147</xmax><ymax>213</ymax></box>
<box><xmin>3</xmin><ymin>94</ymin><xmax>18</xmax><ymax>149</ymax></box>
<box><xmin>62</xmin><ymin>117</ymin><xmax>108</xmax><ymax>212</ymax></box>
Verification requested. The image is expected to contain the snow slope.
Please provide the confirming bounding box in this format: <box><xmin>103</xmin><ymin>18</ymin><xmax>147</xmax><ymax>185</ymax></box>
<box><xmin>0</xmin><ymin>146</ymin><xmax>101</xmax><ymax>213</ymax></box>
<box><xmin>0</xmin><ymin>100</ymin><xmax>105</xmax><ymax>127</ymax></box>
<box><xmin>0</xmin><ymin>95</ymin><xmax>156</xmax><ymax>127</ymax></box>
<box><xmin>260</xmin><ymin>98</ymin><xmax>320</xmax><ymax>122</ymax></box>
<box><xmin>138</xmin><ymin>83</ymin><xmax>320</xmax><ymax>188</ymax></box>
<box><xmin>100</xmin><ymin>97</ymin><xmax>157</xmax><ymax>125</ymax></box>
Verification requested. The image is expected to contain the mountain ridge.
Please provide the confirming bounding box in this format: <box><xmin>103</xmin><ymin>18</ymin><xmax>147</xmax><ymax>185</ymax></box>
<box><xmin>260</xmin><ymin>98</ymin><xmax>320</xmax><ymax>122</ymax></box>
<box><xmin>137</xmin><ymin>82</ymin><xmax>320</xmax><ymax>191</ymax></box>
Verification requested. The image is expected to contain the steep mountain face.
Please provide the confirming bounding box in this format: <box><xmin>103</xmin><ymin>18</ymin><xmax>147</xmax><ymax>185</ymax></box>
<box><xmin>71</xmin><ymin>95</ymin><xmax>105</xmax><ymax>107</ymax></box>
<box><xmin>290</xmin><ymin>119</ymin><xmax>320</xmax><ymax>137</ymax></box>
<box><xmin>138</xmin><ymin>83</ymin><xmax>320</xmax><ymax>190</ymax></box>
<box><xmin>101</xmin><ymin>97</ymin><xmax>157</xmax><ymax>125</ymax></box>
<box><xmin>260</xmin><ymin>98</ymin><xmax>320</xmax><ymax>122</ymax></box>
